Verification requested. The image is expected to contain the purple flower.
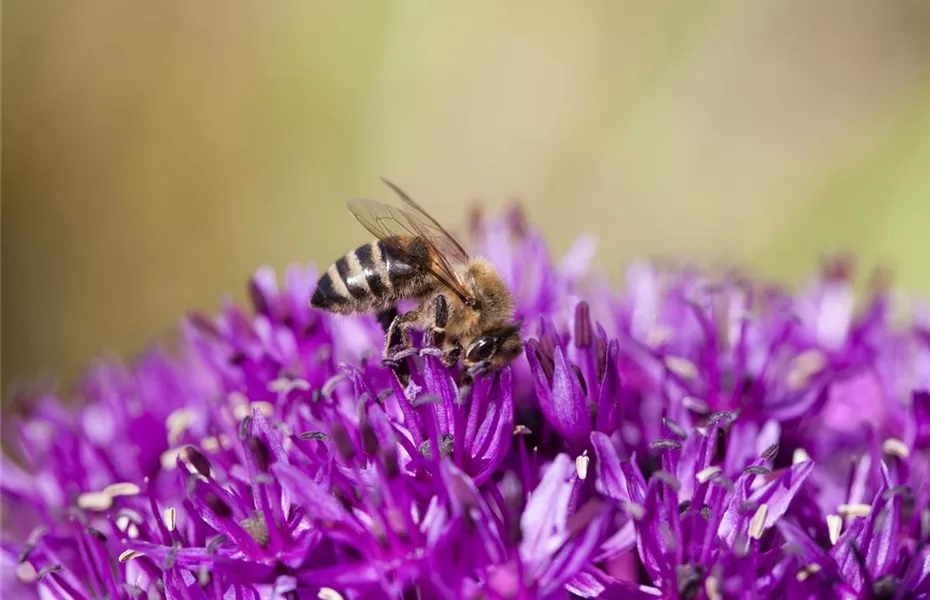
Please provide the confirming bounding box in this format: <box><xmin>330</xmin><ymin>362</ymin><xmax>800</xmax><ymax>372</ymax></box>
<box><xmin>3</xmin><ymin>207</ymin><xmax>929</xmax><ymax>599</ymax></box>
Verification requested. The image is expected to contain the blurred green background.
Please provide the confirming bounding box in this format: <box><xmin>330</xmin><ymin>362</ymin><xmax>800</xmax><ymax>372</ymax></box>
<box><xmin>4</xmin><ymin>0</ymin><xmax>930</xmax><ymax>394</ymax></box>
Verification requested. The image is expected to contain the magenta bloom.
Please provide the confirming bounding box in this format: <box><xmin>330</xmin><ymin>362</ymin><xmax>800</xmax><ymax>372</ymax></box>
<box><xmin>3</xmin><ymin>209</ymin><xmax>929</xmax><ymax>599</ymax></box>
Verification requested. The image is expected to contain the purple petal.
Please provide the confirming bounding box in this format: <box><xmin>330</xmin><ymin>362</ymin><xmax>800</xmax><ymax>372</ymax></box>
<box><xmin>592</xmin><ymin>432</ymin><xmax>646</xmax><ymax>506</ymax></box>
<box><xmin>535</xmin><ymin>347</ymin><xmax>590</xmax><ymax>443</ymax></box>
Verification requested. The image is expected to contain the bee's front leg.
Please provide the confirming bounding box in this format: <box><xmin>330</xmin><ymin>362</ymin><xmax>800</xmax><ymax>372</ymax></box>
<box><xmin>431</xmin><ymin>294</ymin><xmax>449</xmax><ymax>348</ymax></box>
<box><xmin>441</xmin><ymin>343</ymin><xmax>462</xmax><ymax>368</ymax></box>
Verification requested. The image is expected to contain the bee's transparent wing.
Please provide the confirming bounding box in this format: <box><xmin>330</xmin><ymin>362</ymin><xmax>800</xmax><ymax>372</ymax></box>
<box><xmin>379</xmin><ymin>178</ymin><xmax>470</xmax><ymax>265</ymax></box>
<box><xmin>346</xmin><ymin>196</ymin><xmax>472</xmax><ymax>304</ymax></box>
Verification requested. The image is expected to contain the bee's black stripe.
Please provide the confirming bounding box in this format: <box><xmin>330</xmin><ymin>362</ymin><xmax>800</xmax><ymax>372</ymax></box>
<box><xmin>311</xmin><ymin>272</ymin><xmax>344</xmax><ymax>308</ymax></box>
<box><xmin>335</xmin><ymin>256</ymin><xmax>367</xmax><ymax>299</ymax></box>
<box><xmin>378</xmin><ymin>240</ymin><xmax>415</xmax><ymax>280</ymax></box>
<box><xmin>356</xmin><ymin>243</ymin><xmax>387</xmax><ymax>297</ymax></box>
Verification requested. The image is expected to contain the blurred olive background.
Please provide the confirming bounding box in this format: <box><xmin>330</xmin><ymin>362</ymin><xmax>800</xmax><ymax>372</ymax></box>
<box><xmin>4</xmin><ymin>0</ymin><xmax>930</xmax><ymax>395</ymax></box>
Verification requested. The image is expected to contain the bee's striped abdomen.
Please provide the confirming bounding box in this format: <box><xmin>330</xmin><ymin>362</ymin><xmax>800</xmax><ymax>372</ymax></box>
<box><xmin>355</xmin><ymin>243</ymin><xmax>387</xmax><ymax>297</ymax></box>
<box><xmin>310</xmin><ymin>239</ymin><xmax>426</xmax><ymax>314</ymax></box>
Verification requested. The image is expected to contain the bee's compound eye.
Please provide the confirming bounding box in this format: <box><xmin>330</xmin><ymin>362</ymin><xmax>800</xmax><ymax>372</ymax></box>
<box><xmin>466</xmin><ymin>337</ymin><xmax>495</xmax><ymax>362</ymax></box>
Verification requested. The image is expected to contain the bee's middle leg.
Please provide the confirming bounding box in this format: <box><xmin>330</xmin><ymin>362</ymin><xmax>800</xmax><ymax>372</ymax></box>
<box><xmin>384</xmin><ymin>309</ymin><xmax>420</xmax><ymax>359</ymax></box>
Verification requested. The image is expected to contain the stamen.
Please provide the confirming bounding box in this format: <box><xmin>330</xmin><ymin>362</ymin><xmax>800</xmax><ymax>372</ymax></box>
<box><xmin>318</xmin><ymin>588</ymin><xmax>345</xmax><ymax>600</ymax></box>
<box><xmin>664</xmin><ymin>356</ymin><xmax>698</xmax><ymax>380</ymax></box>
<box><xmin>322</xmin><ymin>374</ymin><xmax>349</xmax><ymax>397</ymax></box>
<box><xmin>16</xmin><ymin>562</ymin><xmax>37</xmax><ymax>583</ymax></box>
<box><xmin>650</xmin><ymin>439</ymin><xmax>682</xmax><ymax>451</ymax></box>
<box><xmin>696</xmin><ymin>466</ymin><xmax>723</xmax><ymax>484</ymax></box>
<box><xmin>743</xmin><ymin>465</ymin><xmax>772</xmax><ymax>476</ymax></box>
<box><xmin>201</xmin><ymin>435</ymin><xmax>232</xmax><ymax>453</ymax></box>
<box><xmin>653</xmin><ymin>470</ymin><xmax>682</xmax><ymax>492</ymax></box>
<box><xmin>623</xmin><ymin>502</ymin><xmax>646</xmax><ymax>520</ymax></box>
<box><xmin>710</xmin><ymin>476</ymin><xmax>735</xmax><ymax>493</ymax></box>
<box><xmin>118</xmin><ymin>508</ymin><xmax>144</xmax><ymax>523</ymax></box>
<box><xmin>77</xmin><ymin>491</ymin><xmax>113</xmax><ymax>511</ymax></box>
<box><xmin>252</xmin><ymin>401</ymin><xmax>274</xmax><ymax>417</ymax></box>
<box><xmin>253</xmin><ymin>473</ymin><xmax>274</xmax><ymax>485</ymax></box>
<box><xmin>786</xmin><ymin>350</ymin><xmax>826</xmax><ymax>390</ymax></box>
<box><xmin>164</xmin><ymin>508</ymin><xmax>177</xmax><ymax>532</ymax></box>
<box><xmin>411</xmin><ymin>394</ymin><xmax>443</xmax><ymax>408</ymax></box>
<box><xmin>759</xmin><ymin>443</ymin><xmax>779</xmax><ymax>462</ymax></box>
<box><xmin>206</xmin><ymin>535</ymin><xmax>227</xmax><ymax>555</ymax></box>
<box><xmin>299</xmin><ymin>431</ymin><xmax>331</xmax><ymax>441</ymax></box>
<box><xmin>704</xmin><ymin>576</ymin><xmax>722</xmax><ymax>600</ymax></box>
<box><xmin>796</xmin><ymin>563</ymin><xmax>821</xmax><ymax>581</ymax></box>
<box><xmin>163</xmin><ymin>542</ymin><xmax>181</xmax><ymax>569</ymax></box>
<box><xmin>882</xmin><ymin>485</ymin><xmax>913</xmax><ymax>500</ymax></box>
<box><xmin>267</xmin><ymin>377</ymin><xmax>311</xmax><ymax>394</ymax></box>
<box><xmin>682</xmin><ymin>396</ymin><xmax>710</xmax><ymax>414</ymax></box>
<box><xmin>575</xmin><ymin>454</ymin><xmax>590</xmax><ymax>480</ymax></box>
<box><xmin>36</xmin><ymin>564</ymin><xmax>62</xmax><ymax>581</ymax></box>
<box><xmin>873</xmin><ymin>575</ymin><xmax>902</xmax><ymax>599</ymax></box>
<box><xmin>418</xmin><ymin>434</ymin><xmax>455</xmax><ymax>460</ymax></box>
<box><xmin>239</xmin><ymin>416</ymin><xmax>252</xmax><ymax>441</ymax></box>
<box><xmin>826</xmin><ymin>514</ymin><xmax>842</xmax><ymax>545</ymax></box>
<box><xmin>85</xmin><ymin>527</ymin><xmax>107</xmax><ymax>542</ymax></box>
<box><xmin>165</xmin><ymin>408</ymin><xmax>196</xmax><ymax>445</ymax></box>
<box><xmin>675</xmin><ymin>564</ymin><xmax>704</xmax><ymax>599</ymax></box>
<box><xmin>838</xmin><ymin>503</ymin><xmax>871</xmax><ymax>518</ymax></box>
<box><xmin>647</xmin><ymin>326</ymin><xmax>674</xmax><ymax>347</ymax></box>
<box><xmin>748</xmin><ymin>504</ymin><xmax>769</xmax><ymax>540</ymax></box>
<box><xmin>513</xmin><ymin>425</ymin><xmax>532</xmax><ymax>436</ymax></box>
<box><xmin>119</xmin><ymin>550</ymin><xmax>145</xmax><ymax>563</ymax></box>
<box><xmin>708</xmin><ymin>411</ymin><xmax>735</xmax><ymax>425</ymax></box>
<box><xmin>881</xmin><ymin>438</ymin><xmax>910</xmax><ymax>459</ymax></box>
<box><xmin>103</xmin><ymin>482</ymin><xmax>141</xmax><ymax>497</ymax></box>
<box><xmin>663</xmin><ymin>417</ymin><xmax>687</xmax><ymax>441</ymax></box>
<box><xmin>18</xmin><ymin>543</ymin><xmax>35</xmax><ymax>564</ymax></box>
<box><xmin>792</xmin><ymin>447</ymin><xmax>811</xmax><ymax>464</ymax></box>
<box><xmin>160</xmin><ymin>447</ymin><xmax>185</xmax><ymax>470</ymax></box>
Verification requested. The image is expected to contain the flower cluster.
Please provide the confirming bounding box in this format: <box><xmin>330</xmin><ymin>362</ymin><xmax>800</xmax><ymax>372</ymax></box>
<box><xmin>3</xmin><ymin>207</ymin><xmax>929</xmax><ymax>599</ymax></box>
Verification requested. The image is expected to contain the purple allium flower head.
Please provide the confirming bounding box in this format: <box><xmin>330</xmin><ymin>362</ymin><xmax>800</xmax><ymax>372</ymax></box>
<box><xmin>4</xmin><ymin>207</ymin><xmax>930</xmax><ymax>599</ymax></box>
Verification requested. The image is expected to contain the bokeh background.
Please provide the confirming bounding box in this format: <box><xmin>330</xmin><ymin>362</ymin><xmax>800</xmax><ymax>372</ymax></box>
<box><xmin>4</xmin><ymin>0</ymin><xmax>930</xmax><ymax>395</ymax></box>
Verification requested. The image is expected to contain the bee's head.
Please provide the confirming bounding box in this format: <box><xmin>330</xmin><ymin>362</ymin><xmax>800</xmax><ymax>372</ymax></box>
<box><xmin>463</xmin><ymin>322</ymin><xmax>524</xmax><ymax>371</ymax></box>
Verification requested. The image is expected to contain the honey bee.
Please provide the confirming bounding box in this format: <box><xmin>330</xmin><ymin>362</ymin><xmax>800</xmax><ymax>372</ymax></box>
<box><xmin>310</xmin><ymin>179</ymin><xmax>523</xmax><ymax>374</ymax></box>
